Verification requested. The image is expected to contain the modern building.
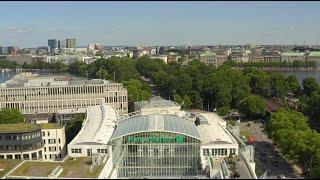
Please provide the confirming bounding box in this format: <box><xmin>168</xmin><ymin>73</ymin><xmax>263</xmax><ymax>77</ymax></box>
<box><xmin>41</xmin><ymin>123</ymin><xmax>67</xmax><ymax>161</ymax></box>
<box><xmin>0</xmin><ymin>72</ymin><xmax>128</xmax><ymax>115</ymax></box>
<box><xmin>0</xmin><ymin>123</ymin><xmax>67</xmax><ymax>161</ymax></box>
<box><xmin>68</xmin><ymin>97</ymin><xmax>239</xmax><ymax>179</ymax></box>
<box><xmin>281</xmin><ymin>52</ymin><xmax>305</xmax><ymax>62</ymax></box>
<box><xmin>48</xmin><ymin>39</ymin><xmax>58</xmax><ymax>53</ymax></box>
<box><xmin>7</xmin><ymin>46</ymin><xmax>19</xmax><ymax>56</ymax></box>
<box><xmin>0</xmin><ymin>123</ymin><xmax>43</xmax><ymax>160</ymax></box>
<box><xmin>66</xmin><ymin>38</ymin><xmax>77</xmax><ymax>49</ymax></box>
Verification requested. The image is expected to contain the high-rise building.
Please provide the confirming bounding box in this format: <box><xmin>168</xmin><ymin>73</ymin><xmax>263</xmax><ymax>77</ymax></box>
<box><xmin>66</xmin><ymin>38</ymin><xmax>76</xmax><ymax>49</ymax></box>
<box><xmin>7</xmin><ymin>46</ymin><xmax>19</xmax><ymax>55</ymax></box>
<box><xmin>48</xmin><ymin>39</ymin><xmax>57</xmax><ymax>53</ymax></box>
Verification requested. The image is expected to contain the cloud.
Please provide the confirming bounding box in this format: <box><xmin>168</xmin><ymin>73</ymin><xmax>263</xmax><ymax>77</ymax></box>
<box><xmin>7</xmin><ymin>27</ymin><xmax>30</xmax><ymax>33</ymax></box>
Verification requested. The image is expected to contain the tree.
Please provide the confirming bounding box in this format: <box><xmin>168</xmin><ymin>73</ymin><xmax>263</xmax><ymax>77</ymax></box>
<box><xmin>302</xmin><ymin>77</ymin><xmax>320</xmax><ymax>96</ymax></box>
<box><xmin>65</xmin><ymin>114</ymin><xmax>85</xmax><ymax>144</ymax></box>
<box><xmin>269</xmin><ymin>73</ymin><xmax>290</xmax><ymax>98</ymax></box>
<box><xmin>0</xmin><ymin>108</ymin><xmax>25</xmax><ymax>124</ymax></box>
<box><xmin>285</xmin><ymin>75</ymin><xmax>301</xmax><ymax>95</ymax></box>
<box><xmin>173</xmin><ymin>94</ymin><xmax>183</xmax><ymax>105</ymax></box>
<box><xmin>182</xmin><ymin>95</ymin><xmax>192</xmax><ymax>109</ymax></box>
<box><xmin>123</xmin><ymin>79</ymin><xmax>152</xmax><ymax>103</ymax></box>
<box><xmin>217</xmin><ymin>106</ymin><xmax>229</xmax><ymax>116</ymax></box>
<box><xmin>238</xmin><ymin>95</ymin><xmax>267</xmax><ymax>120</ymax></box>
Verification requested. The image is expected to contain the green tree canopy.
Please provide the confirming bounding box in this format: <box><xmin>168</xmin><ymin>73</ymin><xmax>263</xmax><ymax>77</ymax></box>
<box><xmin>0</xmin><ymin>108</ymin><xmax>25</xmax><ymax>124</ymax></box>
<box><xmin>238</xmin><ymin>95</ymin><xmax>267</xmax><ymax>120</ymax></box>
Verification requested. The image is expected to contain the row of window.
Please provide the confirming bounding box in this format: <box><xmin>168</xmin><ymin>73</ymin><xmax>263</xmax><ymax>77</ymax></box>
<box><xmin>44</xmin><ymin>146</ymin><xmax>62</xmax><ymax>152</ymax></box>
<box><xmin>0</xmin><ymin>150</ymin><xmax>42</xmax><ymax>160</ymax></box>
<box><xmin>97</xmin><ymin>149</ymin><xmax>108</xmax><ymax>154</ymax></box>
<box><xmin>202</xmin><ymin>148</ymin><xmax>237</xmax><ymax>156</ymax></box>
<box><xmin>71</xmin><ymin>148</ymin><xmax>82</xmax><ymax>154</ymax></box>
<box><xmin>0</xmin><ymin>132</ymin><xmax>41</xmax><ymax>141</ymax></box>
<box><xmin>42</xmin><ymin>138</ymin><xmax>61</xmax><ymax>144</ymax></box>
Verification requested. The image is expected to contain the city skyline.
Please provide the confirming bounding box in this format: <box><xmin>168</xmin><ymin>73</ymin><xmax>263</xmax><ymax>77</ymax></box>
<box><xmin>1</xmin><ymin>1</ymin><xmax>320</xmax><ymax>48</ymax></box>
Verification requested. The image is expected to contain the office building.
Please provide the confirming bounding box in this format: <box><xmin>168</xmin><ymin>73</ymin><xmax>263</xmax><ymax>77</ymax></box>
<box><xmin>0</xmin><ymin>123</ymin><xmax>67</xmax><ymax>161</ymax></box>
<box><xmin>307</xmin><ymin>51</ymin><xmax>320</xmax><ymax>68</ymax></box>
<box><xmin>0</xmin><ymin>72</ymin><xmax>128</xmax><ymax>115</ymax></box>
<box><xmin>66</xmin><ymin>38</ymin><xmax>76</xmax><ymax>49</ymax></box>
<box><xmin>7</xmin><ymin>46</ymin><xmax>19</xmax><ymax>56</ymax></box>
<box><xmin>0</xmin><ymin>123</ymin><xmax>43</xmax><ymax>160</ymax></box>
<box><xmin>48</xmin><ymin>39</ymin><xmax>58</xmax><ymax>54</ymax></box>
<box><xmin>199</xmin><ymin>51</ymin><xmax>226</xmax><ymax>67</ymax></box>
<box><xmin>281</xmin><ymin>52</ymin><xmax>305</xmax><ymax>62</ymax></box>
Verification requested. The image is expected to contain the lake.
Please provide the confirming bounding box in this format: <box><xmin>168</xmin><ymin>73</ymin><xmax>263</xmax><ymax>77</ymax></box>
<box><xmin>1</xmin><ymin>70</ymin><xmax>320</xmax><ymax>85</ymax></box>
<box><xmin>0</xmin><ymin>71</ymin><xmax>16</xmax><ymax>83</ymax></box>
<box><xmin>267</xmin><ymin>70</ymin><xmax>320</xmax><ymax>84</ymax></box>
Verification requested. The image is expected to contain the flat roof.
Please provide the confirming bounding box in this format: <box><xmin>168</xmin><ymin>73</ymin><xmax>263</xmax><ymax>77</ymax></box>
<box><xmin>111</xmin><ymin>114</ymin><xmax>201</xmax><ymax>141</ymax></box>
<box><xmin>0</xmin><ymin>123</ymin><xmax>41</xmax><ymax>134</ymax></box>
<box><xmin>0</xmin><ymin>72</ymin><xmax>117</xmax><ymax>88</ymax></box>
<box><xmin>197</xmin><ymin>113</ymin><xmax>238</xmax><ymax>145</ymax></box>
<box><xmin>134</xmin><ymin>96</ymin><xmax>180</xmax><ymax>109</ymax></box>
<box><xmin>40</xmin><ymin>123</ymin><xmax>64</xmax><ymax>129</ymax></box>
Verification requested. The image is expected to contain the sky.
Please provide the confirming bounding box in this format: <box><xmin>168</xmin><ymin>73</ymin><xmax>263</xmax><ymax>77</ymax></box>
<box><xmin>1</xmin><ymin>1</ymin><xmax>320</xmax><ymax>48</ymax></box>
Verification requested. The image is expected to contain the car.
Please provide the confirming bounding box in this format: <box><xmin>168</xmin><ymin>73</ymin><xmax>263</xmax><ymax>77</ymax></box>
<box><xmin>277</xmin><ymin>174</ymin><xmax>286</xmax><ymax>179</ymax></box>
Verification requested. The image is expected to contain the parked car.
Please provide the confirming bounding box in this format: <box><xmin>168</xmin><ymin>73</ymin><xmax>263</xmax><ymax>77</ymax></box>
<box><xmin>277</xmin><ymin>174</ymin><xmax>286</xmax><ymax>179</ymax></box>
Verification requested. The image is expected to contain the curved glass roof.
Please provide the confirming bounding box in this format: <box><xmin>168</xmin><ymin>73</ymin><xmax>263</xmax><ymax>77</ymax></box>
<box><xmin>110</xmin><ymin>114</ymin><xmax>201</xmax><ymax>141</ymax></box>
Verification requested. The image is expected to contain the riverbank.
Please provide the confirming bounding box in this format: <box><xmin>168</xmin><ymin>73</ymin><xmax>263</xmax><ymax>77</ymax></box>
<box><xmin>231</xmin><ymin>67</ymin><xmax>319</xmax><ymax>71</ymax></box>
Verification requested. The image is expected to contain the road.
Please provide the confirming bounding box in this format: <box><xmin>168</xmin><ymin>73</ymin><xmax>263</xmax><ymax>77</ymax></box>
<box><xmin>239</xmin><ymin>121</ymin><xmax>303</xmax><ymax>179</ymax></box>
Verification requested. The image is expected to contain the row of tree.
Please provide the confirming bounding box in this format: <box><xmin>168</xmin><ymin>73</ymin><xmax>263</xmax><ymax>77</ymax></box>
<box><xmin>0</xmin><ymin>60</ymin><xmax>20</xmax><ymax>69</ymax></box>
<box><xmin>224</xmin><ymin>60</ymin><xmax>317</xmax><ymax>68</ymax></box>
<box><xmin>268</xmin><ymin>109</ymin><xmax>320</xmax><ymax>178</ymax></box>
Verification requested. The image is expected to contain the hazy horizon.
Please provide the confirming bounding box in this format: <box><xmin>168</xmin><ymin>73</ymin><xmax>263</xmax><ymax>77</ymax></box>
<box><xmin>1</xmin><ymin>1</ymin><xmax>320</xmax><ymax>48</ymax></box>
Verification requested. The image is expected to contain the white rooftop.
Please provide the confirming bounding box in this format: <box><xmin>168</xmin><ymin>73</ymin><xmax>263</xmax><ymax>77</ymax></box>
<box><xmin>197</xmin><ymin>113</ymin><xmax>237</xmax><ymax>145</ymax></box>
<box><xmin>0</xmin><ymin>72</ymin><xmax>114</xmax><ymax>88</ymax></box>
<box><xmin>69</xmin><ymin>104</ymin><xmax>117</xmax><ymax>145</ymax></box>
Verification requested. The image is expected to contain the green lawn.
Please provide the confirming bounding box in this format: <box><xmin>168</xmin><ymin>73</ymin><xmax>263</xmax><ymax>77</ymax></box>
<box><xmin>0</xmin><ymin>160</ymin><xmax>22</xmax><ymax>178</ymax></box>
<box><xmin>10</xmin><ymin>157</ymin><xmax>104</xmax><ymax>178</ymax></box>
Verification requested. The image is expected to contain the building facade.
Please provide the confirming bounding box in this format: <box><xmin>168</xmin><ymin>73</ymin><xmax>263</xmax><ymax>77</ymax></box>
<box><xmin>307</xmin><ymin>51</ymin><xmax>320</xmax><ymax>68</ymax></box>
<box><xmin>48</xmin><ymin>39</ymin><xmax>58</xmax><ymax>53</ymax></box>
<box><xmin>41</xmin><ymin>124</ymin><xmax>67</xmax><ymax>161</ymax></box>
<box><xmin>281</xmin><ymin>52</ymin><xmax>305</xmax><ymax>62</ymax></box>
<box><xmin>0</xmin><ymin>73</ymin><xmax>128</xmax><ymax>115</ymax></box>
<box><xmin>0</xmin><ymin>124</ymin><xmax>43</xmax><ymax>160</ymax></box>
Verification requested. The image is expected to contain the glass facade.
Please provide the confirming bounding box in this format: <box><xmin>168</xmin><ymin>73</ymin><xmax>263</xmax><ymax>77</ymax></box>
<box><xmin>111</xmin><ymin>131</ymin><xmax>201</xmax><ymax>178</ymax></box>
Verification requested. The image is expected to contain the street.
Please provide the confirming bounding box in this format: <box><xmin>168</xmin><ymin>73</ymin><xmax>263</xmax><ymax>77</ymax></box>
<box><xmin>239</xmin><ymin>121</ymin><xmax>303</xmax><ymax>179</ymax></box>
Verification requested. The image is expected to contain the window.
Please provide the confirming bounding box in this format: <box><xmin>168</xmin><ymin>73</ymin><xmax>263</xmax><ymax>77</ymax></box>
<box><xmin>48</xmin><ymin>139</ymin><xmax>56</xmax><ymax>144</ymax></box>
<box><xmin>47</xmin><ymin>132</ymin><xmax>50</xmax><ymax>136</ymax></box>
<box><xmin>203</xmin><ymin>149</ymin><xmax>209</xmax><ymax>156</ymax></box>
<box><xmin>71</xmin><ymin>149</ymin><xmax>82</xmax><ymax>154</ymax></box>
<box><xmin>49</xmin><ymin>147</ymin><xmax>57</xmax><ymax>152</ymax></box>
<box><xmin>98</xmin><ymin>149</ymin><xmax>108</xmax><ymax>154</ymax></box>
<box><xmin>230</xmin><ymin>148</ymin><xmax>236</xmax><ymax>156</ymax></box>
<box><xmin>15</xmin><ymin>155</ymin><xmax>21</xmax><ymax>159</ymax></box>
<box><xmin>58</xmin><ymin>139</ymin><xmax>61</xmax><ymax>144</ymax></box>
<box><xmin>42</xmin><ymin>132</ymin><xmax>45</xmax><ymax>137</ymax></box>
